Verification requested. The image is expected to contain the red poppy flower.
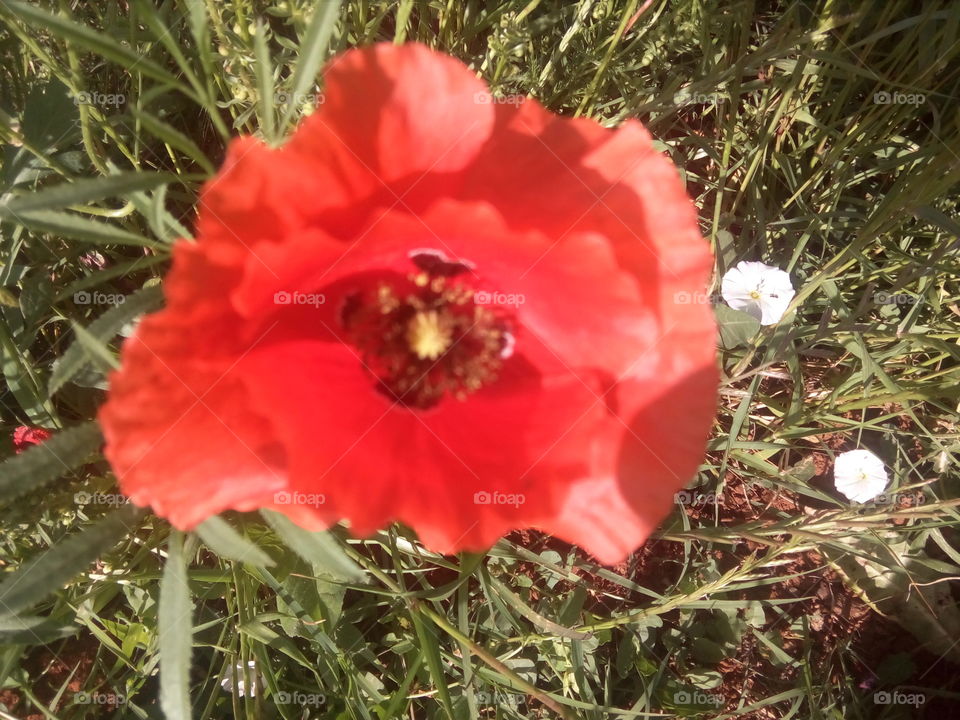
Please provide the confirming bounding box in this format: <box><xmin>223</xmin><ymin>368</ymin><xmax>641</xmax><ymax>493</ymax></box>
<box><xmin>99</xmin><ymin>43</ymin><xmax>717</xmax><ymax>564</ymax></box>
<box><xmin>13</xmin><ymin>425</ymin><xmax>52</xmax><ymax>454</ymax></box>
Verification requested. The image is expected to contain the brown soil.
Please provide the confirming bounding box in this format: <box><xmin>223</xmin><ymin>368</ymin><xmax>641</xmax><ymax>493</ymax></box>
<box><xmin>13</xmin><ymin>634</ymin><xmax>122</xmax><ymax>719</ymax></box>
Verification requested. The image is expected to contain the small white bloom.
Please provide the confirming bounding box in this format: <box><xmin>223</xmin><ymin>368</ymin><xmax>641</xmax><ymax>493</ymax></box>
<box><xmin>219</xmin><ymin>660</ymin><xmax>261</xmax><ymax>697</ymax></box>
<box><xmin>721</xmin><ymin>261</ymin><xmax>795</xmax><ymax>325</ymax></box>
<box><xmin>833</xmin><ymin>449</ymin><xmax>888</xmax><ymax>503</ymax></box>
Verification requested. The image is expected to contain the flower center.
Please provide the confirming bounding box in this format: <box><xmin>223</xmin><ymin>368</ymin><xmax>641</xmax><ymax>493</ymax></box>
<box><xmin>749</xmin><ymin>289</ymin><xmax>762</xmax><ymax>300</ymax></box>
<box><xmin>407</xmin><ymin>310</ymin><xmax>452</xmax><ymax>360</ymax></box>
<box><xmin>340</xmin><ymin>269</ymin><xmax>513</xmax><ymax>409</ymax></box>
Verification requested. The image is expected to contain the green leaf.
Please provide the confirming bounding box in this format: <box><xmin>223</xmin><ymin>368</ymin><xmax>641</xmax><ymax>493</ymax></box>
<box><xmin>239</xmin><ymin>617</ymin><xmax>313</xmax><ymax>666</ymax></box>
<box><xmin>184</xmin><ymin>0</ymin><xmax>209</xmax><ymax>50</ymax></box>
<box><xmin>824</xmin><ymin>534</ymin><xmax>960</xmax><ymax>664</ymax></box>
<box><xmin>275</xmin><ymin>552</ymin><xmax>337</xmax><ymax>638</ymax></box>
<box><xmin>394</xmin><ymin>0</ymin><xmax>415</xmax><ymax>43</ymax></box>
<box><xmin>783</xmin><ymin>455</ymin><xmax>818</xmax><ymax>483</ymax></box>
<box><xmin>0</xmin><ymin>288</ymin><xmax>18</xmax><ymax>307</ymax></box>
<box><xmin>20</xmin><ymin>79</ymin><xmax>79</xmax><ymax>152</ymax></box>
<box><xmin>253</xmin><ymin>22</ymin><xmax>277</xmax><ymax>142</ymax></box>
<box><xmin>715</xmin><ymin>302</ymin><xmax>761</xmax><ymax>350</ymax></box>
<box><xmin>49</xmin><ymin>284</ymin><xmax>163</xmax><ymax>395</ymax></box>
<box><xmin>55</xmin><ymin>255</ymin><xmax>167</xmax><ymax>301</ymax></box>
<box><xmin>0</xmin><ymin>421</ymin><xmax>102</xmax><ymax>502</ymax></box>
<box><xmin>127</xmin><ymin>187</ymin><xmax>192</xmax><ymax>243</ymax></box>
<box><xmin>0</xmin><ymin>504</ymin><xmax>142</xmax><ymax>616</ymax></box>
<box><xmin>691</xmin><ymin>637</ymin><xmax>728</xmax><ymax>665</ymax></box>
<box><xmin>0</xmin><ymin>614</ymin><xmax>77</xmax><ymax>644</ymax></box>
<box><xmin>260</xmin><ymin>509</ymin><xmax>364</xmax><ymax>583</ymax></box>
<box><xmin>8</xmin><ymin>209</ymin><xmax>164</xmax><ymax>247</ymax></box>
<box><xmin>159</xmin><ymin>531</ymin><xmax>193</xmax><ymax>720</ymax></box>
<box><xmin>195</xmin><ymin>516</ymin><xmax>274</xmax><ymax>567</ymax></box>
<box><xmin>0</xmin><ymin>334</ymin><xmax>54</xmax><ymax>424</ymax></box>
<box><xmin>18</xmin><ymin>270</ymin><xmax>54</xmax><ymax>328</ymax></box>
<box><xmin>0</xmin><ymin>172</ymin><xmax>175</xmax><ymax>218</ymax></box>
<box><xmin>912</xmin><ymin>205</ymin><xmax>960</xmax><ymax>237</ymax></box>
<box><xmin>280</xmin><ymin>0</ymin><xmax>341</xmax><ymax>128</ymax></box>
<box><xmin>130</xmin><ymin>0</ymin><xmax>202</xmax><ymax>89</ymax></box>
<box><xmin>713</xmin><ymin>229</ymin><xmax>738</xmax><ymax>273</ymax></box>
<box><xmin>0</xmin><ymin>264</ymin><xmax>29</xmax><ymax>287</ymax></box>
<box><xmin>69</xmin><ymin>320</ymin><xmax>120</xmax><ymax>371</ymax></box>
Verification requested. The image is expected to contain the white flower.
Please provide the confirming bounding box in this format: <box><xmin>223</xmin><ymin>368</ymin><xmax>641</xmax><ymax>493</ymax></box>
<box><xmin>720</xmin><ymin>261</ymin><xmax>795</xmax><ymax>325</ymax></box>
<box><xmin>833</xmin><ymin>449</ymin><xmax>888</xmax><ymax>503</ymax></box>
<box><xmin>219</xmin><ymin>660</ymin><xmax>261</xmax><ymax>697</ymax></box>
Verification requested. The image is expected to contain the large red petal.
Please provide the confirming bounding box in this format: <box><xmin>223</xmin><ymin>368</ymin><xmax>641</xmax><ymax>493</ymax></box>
<box><xmin>285</xmin><ymin>43</ymin><xmax>494</xmax><ymax>210</ymax></box>
<box><xmin>99</xmin><ymin>243</ymin><xmax>288</xmax><ymax>527</ymax></box>
<box><xmin>194</xmin><ymin>43</ymin><xmax>496</xmax><ymax>266</ymax></box>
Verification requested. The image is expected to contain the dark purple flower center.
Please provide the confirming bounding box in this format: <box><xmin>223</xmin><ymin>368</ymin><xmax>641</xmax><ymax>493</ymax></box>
<box><xmin>340</xmin><ymin>256</ymin><xmax>513</xmax><ymax>409</ymax></box>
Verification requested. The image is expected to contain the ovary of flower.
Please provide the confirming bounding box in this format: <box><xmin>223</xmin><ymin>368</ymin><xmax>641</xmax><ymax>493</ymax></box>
<box><xmin>720</xmin><ymin>261</ymin><xmax>796</xmax><ymax>325</ymax></box>
<box><xmin>833</xmin><ymin>449</ymin><xmax>888</xmax><ymax>503</ymax></box>
<box><xmin>407</xmin><ymin>309</ymin><xmax>453</xmax><ymax>360</ymax></box>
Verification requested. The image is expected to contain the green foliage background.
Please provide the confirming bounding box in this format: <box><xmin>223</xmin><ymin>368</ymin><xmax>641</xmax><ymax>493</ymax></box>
<box><xmin>1</xmin><ymin>1</ymin><xmax>959</xmax><ymax>718</ymax></box>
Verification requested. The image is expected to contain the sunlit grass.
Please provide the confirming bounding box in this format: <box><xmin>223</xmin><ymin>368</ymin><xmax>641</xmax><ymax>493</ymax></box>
<box><xmin>1</xmin><ymin>1</ymin><xmax>958</xmax><ymax>718</ymax></box>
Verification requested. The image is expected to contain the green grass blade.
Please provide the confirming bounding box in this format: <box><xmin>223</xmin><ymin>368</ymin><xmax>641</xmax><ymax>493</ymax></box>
<box><xmin>196</xmin><ymin>516</ymin><xmax>275</xmax><ymax>568</ymax></box>
<box><xmin>253</xmin><ymin>22</ymin><xmax>277</xmax><ymax>143</ymax></box>
<box><xmin>0</xmin><ymin>172</ymin><xmax>175</xmax><ymax>217</ymax></box>
<box><xmin>279</xmin><ymin>0</ymin><xmax>341</xmax><ymax>129</ymax></box>
<box><xmin>410</xmin><ymin>611</ymin><xmax>456</xmax><ymax>720</ymax></box>
<box><xmin>159</xmin><ymin>531</ymin><xmax>194</xmax><ymax>720</ymax></box>
<box><xmin>260</xmin><ymin>509</ymin><xmax>364</xmax><ymax>582</ymax></box>
<box><xmin>9</xmin><ymin>209</ymin><xmax>165</xmax><ymax>247</ymax></box>
<box><xmin>0</xmin><ymin>615</ymin><xmax>77</xmax><ymax>644</ymax></box>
